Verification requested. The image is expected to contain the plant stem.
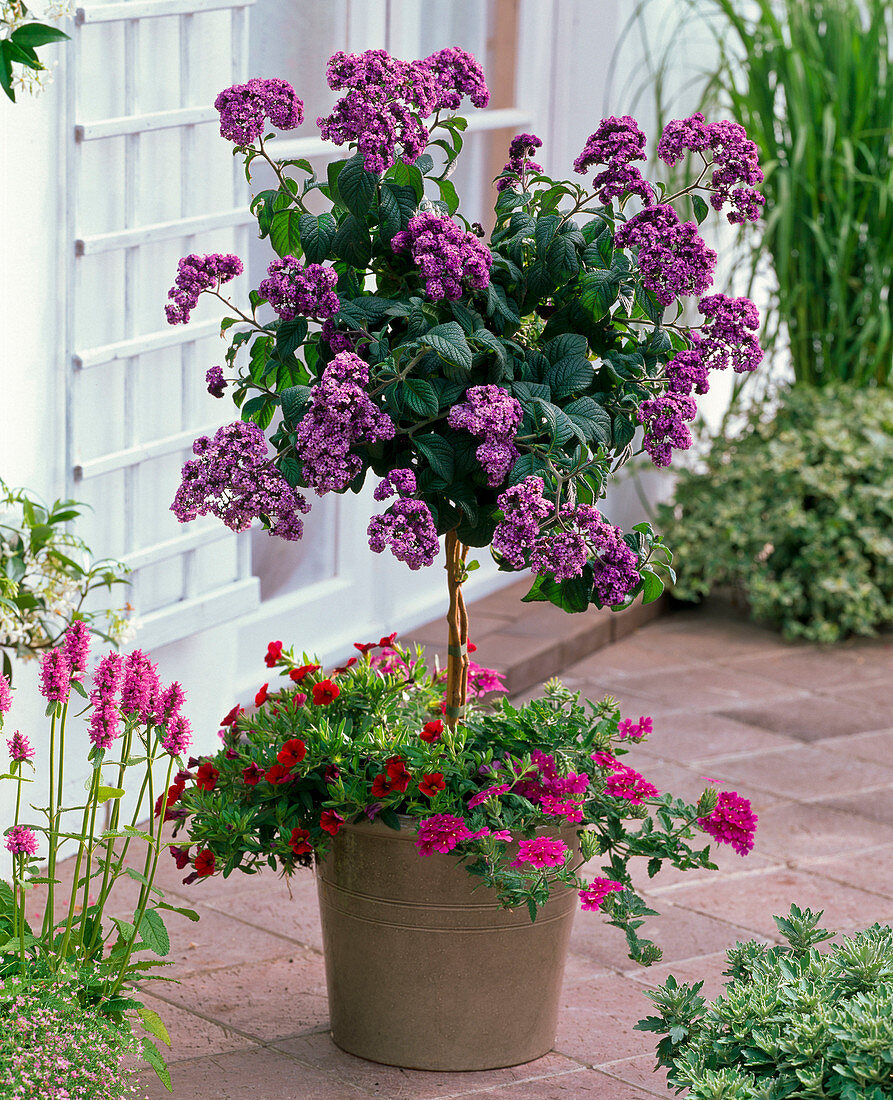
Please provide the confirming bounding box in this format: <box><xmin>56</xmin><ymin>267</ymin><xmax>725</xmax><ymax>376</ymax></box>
<box><xmin>58</xmin><ymin>764</ymin><xmax>100</xmax><ymax>960</ymax></box>
<box><xmin>43</xmin><ymin>708</ymin><xmax>57</xmax><ymax>942</ymax></box>
<box><xmin>16</xmin><ymin>855</ymin><xmax>25</xmax><ymax>969</ymax></box>
<box><xmin>443</xmin><ymin>529</ymin><xmax>470</xmax><ymax>732</ymax></box>
<box><xmin>86</xmin><ymin>726</ymin><xmax>133</xmax><ymax>955</ymax></box>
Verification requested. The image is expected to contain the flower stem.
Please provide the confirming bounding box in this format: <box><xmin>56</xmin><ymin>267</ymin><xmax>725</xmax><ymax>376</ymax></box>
<box><xmin>43</xmin><ymin>708</ymin><xmax>58</xmax><ymax>943</ymax></box>
<box><xmin>444</xmin><ymin>529</ymin><xmax>470</xmax><ymax>732</ymax></box>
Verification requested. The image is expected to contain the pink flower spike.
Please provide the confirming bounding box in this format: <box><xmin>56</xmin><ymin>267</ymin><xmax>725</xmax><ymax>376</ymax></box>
<box><xmin>0</xmin><ymin>674</ymin><xmax>12</xmax><ymax>715</ymax></box>
<box><xmin>510</xmin><ymin>836</ymin><xmax>568</xmax><ymax>869</ymax></box>
<box><xmin>468</xmin><ymin>783</ymin><xmax>510</xmax><ymax>809</ymax></box>
<box><xmin>5</xmin><ymin>825</ymin><xmax>38</xmax><ymax>856</ymax></box>
<box><xmin>39</xmin><ymin>648</ymin><xmax>71</xmax><ymax>704</ymax></box>
<box><xmin>62</xmin><ymin>619</ymin><xmax>91</xmax><ymax>675</ymax></box>
<box><xmin>579</xmin><ymin>877</ymin><xmax>625</xmax><ymax>911</ymax></box>
<box><xmin>6</xmin><ymin>731</ymin><xmax>33</xmax><ymax>762</ymax></box>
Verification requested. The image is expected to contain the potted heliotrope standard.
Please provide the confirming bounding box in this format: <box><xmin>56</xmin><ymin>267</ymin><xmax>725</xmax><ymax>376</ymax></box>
<box><xmin>163</xmin><ymin>47</ymin><xmax>765</xmax><ymax>1070</ymax></box>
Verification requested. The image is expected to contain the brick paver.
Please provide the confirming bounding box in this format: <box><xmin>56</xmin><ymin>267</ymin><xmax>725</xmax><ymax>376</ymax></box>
<box><xmin>132</xmin><ymin>601</ymin><xmax>892</xmax><ymax>1099</ymax></box>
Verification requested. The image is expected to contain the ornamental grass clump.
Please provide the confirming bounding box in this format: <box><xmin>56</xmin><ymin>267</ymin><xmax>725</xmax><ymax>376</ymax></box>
<box><xmin>0</xmin><ymin>622</ymin><xmax>199</xmax><ymax>1091</ymax></box>
<box><xmin>174</xmin><ymin>636</ymin><xmax>758</xmax><ymax>965</ymax></box>
<box><xmin>637</xmin><ymin>905</ymin><xmax>893</xmax><ymax>1098</ymax></box>
<box><xmin>163</xmin><ymin>46</ymin><xmax>766</xmax><ymax>726</ymax></box>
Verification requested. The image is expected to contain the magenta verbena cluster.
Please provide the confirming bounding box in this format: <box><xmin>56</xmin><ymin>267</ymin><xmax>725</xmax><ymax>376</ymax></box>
<box><xmin>493</xmin><ymin>478</ymin><xmax>640</xmax><ymax>604</ymax></box>
<box><xmin>319</xmin><ymin>48</ymin><xmax>488</xmax><ymax>173</ymax></box>
<box><xmin>574</xmin><ymin>115</ymin><xmax>654</xmax><ymax>206</ymax></box>
<box><xmin>658</xmin><ymin>113</ymin><xmax>765</xmax><ymax>225</ymax></box>
<box><xmin>214</xmin><ymin>77</ymin><xmax>304</xmax><ymax>146</ymax></box>
<box><xmin>172</xmin><ymin>420</ymin><xmax>310</xmax><ymax>541</ymax></box>
<box><xmin>391</xmin><ymin>212</ymin><xmax>492</xmax><ymax>302</ymax></box>
<box><xmin>447</xmin><ymin>385</ymin><xmax>522</xmax><ymax>487</ymax></box>
<box><xmin>258</xmin><ymin>257</ymin><xmax>340</xmax><ymax>321</ymax></box>
<box><xmin>698</xmin><ymin>789</ymin><xmax>758</xmax><ymax>856</ymax></box>
<box><xmin>614</xmin><ymin>205</ymin><xmax>717</xmax><ymax>308</ymax></box>
<box><xmin>367</xmin><ymin>496</ymin><xmax>440</xmax><ymax>570</ymax></box>
<box><xmin>294</xmin><ymin>351</ymin><xmax>395</xmax><ymax>494</ymax></box>
<box><xmin>496</xmin><ymin>131</ymin><xmax>543</xmax><ymax>192</ymax></box>
<box><xmin>165</xmin><ymin>253</ymin><xmax>243</xmax><ymax>326</ymax></box>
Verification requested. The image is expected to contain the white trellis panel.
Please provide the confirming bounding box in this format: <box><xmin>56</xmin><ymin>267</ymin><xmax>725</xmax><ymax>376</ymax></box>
<box><xmin>67</xmin><ymin>0</ymin><xmax>259</xmax><ymax>650</ymax></box>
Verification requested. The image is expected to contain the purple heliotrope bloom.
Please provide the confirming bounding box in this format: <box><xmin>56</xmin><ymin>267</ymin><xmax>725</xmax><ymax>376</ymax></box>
<box><xmin>424</xmin><ymin>47</ymin><xmax>489</xmax><ymax>111</ymax></box>
<box><xmin>206</xmin><ymin>366</ymin><xmax>227</xmax><ymax>398</ymax></box>
<box><xmin>699</xmin><ymin>790</ymin><xmax>758</xmax><ymax>856</ymax></box>
<box><xmin>320</xmin><ymin>319</ymin><xmax>359</xmax><ymax>355</ymax></box>
<box><xmin>638</xmin><ymin>392</ymin><xmax>698</xmax><ymax>467</ymax></box>
<box><xmin>5</xmin><ymin>825</ymin><xmax>38</xmax><ymax>857</ymax></box>
<box><xmin>447</xmin><ymin>385</ymin><xmax>522</xmax><ymax>487</ymax></box>
<box><xmin>214</xmin><ymin>77</ymin><xmax>304</xmax><ymax>145</ymax></box>
<box><xmin>574</xmin><ymin>115</ymin><xmax>654</xmax><ymax>205</ymax></box>
<box><xmin>367</xmin><ymin>498</ymin><xmax>440</xmax><ymax>570</ymax></box>
<box><xmin>497</xmin><ymin>131</ymin><xmax>543</xmax><ymax>191</ymax></box>
<box><xmin>295</xmin><ymin>352</ymin><xmax>395</xmax><ymax>494</ymax></box>
<box><xmin>391</xmin><ymin>212</ymin><xmax>492</xmax><ymax>302</ymax></box>
<box><xmin>698</xmin><ymin>294</ymin><xmax>763</xmax><ymax>374</ymax></box>
<box><xmin>373</xmin><ymin>468</ymin><xmax>417</xmax><ymax>501</ymax></box>
<box><xmin>258</xmin><ymin>258</ymin><xmax>340</xmax><ymax>321</ymax></box>
<box><xmin>165</xmin><ymin>253</ymin><xmax>243</xmax><ymax>325</ymax></box>
<box><xmin>614</xmin><ymin>205</ymin><xmax>716</xmax><ymax>307</ymax></box>
<box><xmin>492</xmin><ymin>476</ymin><xmax>554</xmax><ymax>568</ymax></box>
<box><xmin>173</xmin><ymin>420</ymin><xmax>311</xmax><ymax>540</ymax></box>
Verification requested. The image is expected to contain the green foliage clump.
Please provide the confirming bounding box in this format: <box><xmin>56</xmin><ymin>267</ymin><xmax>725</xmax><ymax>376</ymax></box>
<box><xmin>658</xmin><ymin>386</ymin><xmax>893</xmax><ymax>642</ymax></box>
<box><xmin>637</xmin><ymin>904</ymin><xmax>893</xmax><ymax>1099</ymax></box>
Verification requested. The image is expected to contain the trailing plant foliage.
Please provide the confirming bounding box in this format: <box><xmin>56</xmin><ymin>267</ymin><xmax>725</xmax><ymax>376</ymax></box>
<box><xmin>174</xmin><ymin>636</ymin><xmax>759</xmax><ymax>966</ymax></box>
<box><xmin>0</xmin><ymin>1</ymin><xmax>69</xmax><ymax>101</ymax></box>
<box><xmin>637</xmin><ymin>905</ymin><xmax>893</xmax><ymax>1099</ymax></box>
<box><xmin>658</xmin><ymin>386</ymin><xmax>893</xmax><ymax>643</ymax></box>
<box><xmin>627</xmin><ymin>0</ymin><xmax>893</xmax><ymax>387</ymax></box>
<box><xmin>0</xmin><ymin>478</ymin><xmax>133</xmax><ymax>683</ymax></box>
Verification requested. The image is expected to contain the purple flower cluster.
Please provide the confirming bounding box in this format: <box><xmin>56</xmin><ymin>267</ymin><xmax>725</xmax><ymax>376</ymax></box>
<box><xmin>658</xmin><ymin>113</ymin><xmax>765</xmax><ymax>225</ymax></box>
<box><xmin>172</xmin><ymin>420</ymin><xmax>311</xmax><ymax>541</ymax></box>
<box><xmin>318</xmin><ymin>48</ymin><xmax>488</xmax><ymax>173</ymax></box>
<box><xmin>665</xmin><ymin>342</ymin><xmax>711</xmax><ymax>397</ymax></box>
<box><xmin>496</xmin><ymin>132</ymin><xmax>543</xmax><ymax>192</ymax></box>
<box><xmin>88</xmin><ymin>652</ymin><xmax>123</xmax><ymax>749</ymax></box>
<box><xmin>698</xmin><ymin>294</ymin><xmax>763</xmax><ymax>374</ymax></box>
<box><xmin>504</xmin><ymin>750</ymin><xmax>590</xmax><ymax>823</ymax></box>
<box><xmin>573</xmin><ymin>115</ymin><xmax>654</xmax><ymax>205</ymax></box>
<box><xmin>492</xmin><ymin>476</ymin><xmax>554</xmax><ymax>568</ymax></box>
<box><xmin>367</xmin><ymin>498</ymin><xmax>440</xmax><ymax>570</ymax></box>
<box><xmin>563</xmin><ymin>504</ymin><xmax>641</xmax><ymax>605</ymax></box>
<box><xmin>39</xmin><ymin>648</ymin><xmax>70</xmax><ymax>704</ymax></box>
<box><xmin>5</xmin><ymin>825</ymin><xmax>38</xmax><ymax>856</ymax></box>
<box><xmin>638</xmin><ymin>392</ymin><xmax>698</xmax><ymax>468</ymax></box>
<box><xmin>321</xmin><ymin>319</ymin><xmax>359</xmax><ymax>355</ymax></box>
<box><xmin>698</xmin><ymin>789</ymin><xmax>758</xmax><ymax>856</ymax></box>
<box><xmin>214</xmin><ymin>77</ymin><xmax>304</xmax><ymax>145</ymax></box>
<box><xmin>614</xmin><ymin>205</ymin><xmax>716</xmax><ymax>307</ymax></box>
<box><xmin>295</xmin><ymin>352</ymin><xmax>395</xmax><ymax>493</ymax></box>
<box><xmin>258</xmin><ymin>257</ymin><xmax>340</xmax><ymax>321</ymax></box>
<box><xmin>391</xmin><ymin>212</ymin><xmax>492</xmax><ymax>301</ymax></box>
<box><xmin>7</xmin><ymin>730</ymin><xmax>33</xmax><ymax>762</ymax></box>
<box><xmin>447</xmin><ymin>385</ymin><xmax>522</xmax><ymax>486</ymax></box>
<box><xmin>206</xmin><ymin>366</ymin><xmax>227</xmax><ymax>398</ymax></box>
<box><xmin>373</xmin><ymin>467</ymin><xmax>417</xmax><ymax>501</ymax></box>
<box><xmin>165</xmin><ymin>253</ymin><xmax>243</xmax><ymax>325</ymax></box>
<box><xmin>119</xmin><ymin>649</ymin><xmax>161</xmax><ymax>725</ymax></box>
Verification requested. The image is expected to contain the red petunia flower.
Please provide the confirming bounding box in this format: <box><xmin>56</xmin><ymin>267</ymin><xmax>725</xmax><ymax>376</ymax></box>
<box><xmin>221</xmin><ymin>704</ymin><xmax>244</xmax><ymax>726</ymax></box>
<box><xmin>292</xmin><ymin>692</ymin><xmax>307</xmax><ymax>707</ymax></box>
<box><xmin>242</xmin><ymin>762</ymin><xmax>265</xmax><ymax>786</ymax></box>
<box><xmin>419</xmin><ymin>772</ymin><xmax>446</xmax><ymax>798</ymax></box>
<box><xmin>289</xmin><ymin>827</ymin><xmax>312</xmax><ymax>855</ymax></box>
<box><xmin>420</xmin><ymin>719</ymin><xmax>443</xmax><ymax>743</ymax></box>
<box><xmin>467</xmin><ymin>641</ymin><xmax>477</xmax><ymax>653</ymax></box>
<box><xmin>276</xmin><ymin>738</ymin><xmax>307</xmax><ymax>767</ymax></box>
<box><xmin>155</xmin><ymin>777</ymin><xmax>186</xmax><ymax>818</ymax></box>
<box><xmin>265</xmin><ymin>764</ymin><xmax>296</xmax><ymax>785</ymax></box>
<box><xmin>255</xmin><ymin>683</ymin><xmax>269</xmax><ymax>707</ymax></box>
<box><xmin>320</xmin><ymin>809</ymin><xmax>345</xmax><ymax>836</ymax></box>
<box><xmin>170</xmin><ymin>845</ymin><xmax>191</xmax><ymax>870</ymax></box>
<box><xmin>265</xmin><ymin>640</ymin><xmax>284</xmax><ymax>668</ymax></box>
<box><xmin>289</xmin><ymin>664</ymin><xmax>320</xmax><ymax>683</ymax></box>
<box><xmin>353</xmin><ymin>641</ymin><xmax>376</xmax><ymax>655</ymax></box>
<box><xmin>324</xmin><ymin>764</ymin><xmax>340</xmax><ymax>785</ymax></box>
<box><xmin>379</xmin><ymin>633</ymin><xmax>398</xmax><ymax>647</ymax></box>
<box><xmin>195</xmin><ymin>762</ymin><xmax>219</xmax><ymax>791</ymax></box>
<box><xmin>331</xmin><ymin>657</ymin><xmax>358</xmax><ymax>675</ymax></box>
<box><xmin>194</xmin><ymin>849</ymin><xmax>216</xmax><ymax>877</ymax></box>
<box><xmin>385</xmin><ymin>755</ymin><xmax>412</xmax><ymax>793</ymax></box>
<box><xmin>370</xmin><ymin>773</ymin><xmax>393</xmax><ymax>799</ymax></box>
<box><xmin>312</xmin><ymin>679</ymin><xmax>340</xmax><ymax>705</ymax></box>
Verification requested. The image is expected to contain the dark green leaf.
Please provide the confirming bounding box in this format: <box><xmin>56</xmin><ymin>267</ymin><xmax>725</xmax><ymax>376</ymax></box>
<box><xmin>691</xmin><ymin>194</ymin><xmax>709</xmax><ymax>224</ymax></box>
<box><xmin>565</xmin><ymin>397</ymin><xmax>612</xmax><ymax>443</ymax></box>
<box><xmin>579</xmin><ymin>269</ymin><xmax>620</xmax><ymax>321</ymax></box>
<box><xmin>413</xmin><ymin>153</ymin><xmax>434</xmax><ymax>174</ymax></box>
<box><xmin>545</xmin><ymin>356</ymin><xmax>594</xmax><ymax>399</ymax></box>
<box><xmin>486</xmin><ymin>284</ymin><xmax>521</xmax><ymax>328</ymax></box>
<box><xmin>414</xmin><ymin>433</ymin><xmax>456</xmax><ymax>481</ymax></box>
<box><xmin>332</xmin><ymin>215</ymin><xmax>372</xmax><ymax>267</ymax></box>
<box><xmin>11</xmin><ymin>23</ymin><xmax>70</xmax><ymax>46</ymax></box>
<box><xmin>388</xmin><ymin>161</ymin><xmax>424</xmax><ymax>202</ymax></box>
<box><xmin>298</xmin><ymin>213</ymin><xmax>336</xmax><ymax>264</ymax></box>
<box><xmin>642</xmin><ymin>571</ymin><xmax>664</xmax><ymax>604</ymax></box>
<box><xmin>338</xmin><ymin>154</ymin><xmax>379</xmax><ymax>218</ymax></box>
<box><xmin>381</xmin><ymin>182</ymin><xmax>418</xmax><ymax>229</ymax></box>
<box><xmin>281</xmin><ymin>385</ymin><xmax>311</xmax><ymax>426</ymax></box>
<box><xmin>398</xmin><ymin>378</ymin><xmax>439</xmax><ymax>419</ymax></box>
<box><xmin>269</xmin><ymin>209</ymin><xmax>301</xmax><ymax>258</ymax></box>
<box><xmin>326</xmin><ymin>159</ymin><xmax>348</xmax><ymax>205</ymax></box>
<box><xmin>275</xmin><ymin>317</ymin><xmax>308</xmax><ymax>357</ymax></box>
<box><xmin>422</xmin><ymin>322</ymin><xmax>472</xmax><ymax>374</ymax></box>
<box><xmin>138</xmin><ymin>909</ymin><xmax>170</xmax><ymax>957</ymax></box>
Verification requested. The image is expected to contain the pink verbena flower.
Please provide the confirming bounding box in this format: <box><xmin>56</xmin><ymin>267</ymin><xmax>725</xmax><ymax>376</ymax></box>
<box><xmin>6</xmin><ymin>731</ymin><xmax>33</xmax><ymax>762</ymax></box>
<box><xmin>468</xmin><ymin>783</ymin><xmax>510</xmax><ymax>809</ymax></box>
<box><xmin>467</xmin><ymin>662</ymin><xmax>508</xmax><ymax>697</ymax></box>
<box><xmin>617</xmin><ymin>715</ymin><xmax>653</xmax><ymax>740</ymax></box>
<box><xmin>39</xmin><ymin>648</ymin><xmax>71</xmax><ymax>704</ymax></box>
<box><xmin>511</xmin><ymin>836</ymin><xmax>568</xmax><ymax>869</ymax></box>
<box><xmin>604</xmin><ymin>764</ymin><xmax>659</xmax><ymax>805</ymax></box>
<box><xmin>698</xmin><ymin>790</ymin><xmax>757</xmax><ymax>856</ymax></box>
<box><xmin>539</xmin><ymin>794</ymin><xmax>584</xmax><ymax>823</ymax></box>
<box><xmin>5</xmin><ymin>825</ymin><xmax>38</xmax><ymax>856</ymax></box>
<box><xmin>579</xmin><ymin>877</ymin><xmax>625</xmax><ymax>911</ymax></box>
<box><xmin>415</xmin><ymin>814</ymin><xmax>473</xmax><ymax>856</ymax></box>
<box><xmin>61</xmin><ymin>619</ymin><xmax>90</xmax><ymax>675</ymax></box>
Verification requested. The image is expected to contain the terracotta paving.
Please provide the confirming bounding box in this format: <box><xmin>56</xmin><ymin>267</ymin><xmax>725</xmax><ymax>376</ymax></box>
<box><xmin>130</xmin><ymin>600</ymin><xmax>892</xmax><ymax>1099</ymax></box>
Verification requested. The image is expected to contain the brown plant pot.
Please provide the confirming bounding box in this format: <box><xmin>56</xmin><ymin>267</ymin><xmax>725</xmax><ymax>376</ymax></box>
<box><xmin>316</xmin><ymin>818</ymin><xmax>579</xmax><ymax>1071</ymax></box>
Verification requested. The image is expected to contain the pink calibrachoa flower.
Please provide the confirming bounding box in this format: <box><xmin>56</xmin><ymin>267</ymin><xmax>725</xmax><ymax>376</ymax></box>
<box><xmin>5</xmin><ymin>825</ymin><xmax>38</xmax><ymax>856</ymax></box>
<box><xmin>415</xmin><ymin>814</ymin><xmax>473</xmax><ymax>856</ymax></box>
<box><xmin>617</xmin><ymin>715</ymin><xmax>653</xmax><ymax>740</ymax></box>
<box><xmin>466</xmin><ymin>662</ymin><xmax>508</xmax><ymax>698</ymax></box>
<box><xmin>579</xmin><ymin>877</ymin><xmax>625</xmax><ymax>911</ymax></box>
<box><xmin>510</xmin><ymin>836</ymin><xmax>569</xmax><ymax>869</ymax></box>
<box><xmin>62</xmin><ymin>619</ymin><xmax>91</xmax><ymax>675</ymax></box>
<box><xmin>604</xmin><ymin>764</ymin><xmax>659</xmax><ymax>805</ymax></box>
<box><xmin>539</xmin><ymin>794</ymin><xmax>584</xmax><ymax>823</ymax></box>
<box><xmin>698</xmin><ymin>790</ymin><xmax>758</xmax><ymax>856</ymax></box>
<box><xmin>39</xmin><ymin>647</ymin><xmax>71</xmax><ymax>703</ymax></box>
<box><xmin>6</xmin><ymin>731</ymin><xmax>33</xmax><ymax>762</ymax></box>
<box><xmin>468</xmin><ymin>783</ymin><xmax>510</xmax><ymax>809</ymax></box>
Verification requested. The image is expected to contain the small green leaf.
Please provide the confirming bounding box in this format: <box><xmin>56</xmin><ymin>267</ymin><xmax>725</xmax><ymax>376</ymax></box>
<box><xmin>691</xmin><ymin>194</ymin><xmax>709</xmax><ymax>224</ymax></box>
<box><xmin>141</xmin><ymin>1038</ymin><xmax>172</xmax><ymax>1092</ymax></box>
<box><xmin>137</xmin><ymin>1007</ymin><xmax>172</xmax><ymax>1046</ymax></box>
<box><xmin>269</xmin><ymin>209</ymin><xmax>301</xmax><ymax>258</ymax></box>
<box><xmin>138</xmin><ymin>909</ymin><xmax>170</xmax><ymax>958</ymax></box>
<box><xmin>332</xmin><ymin>215</ymin><xmax>372</xmax><ymax>267</ymax></box>
<box><xmin>11</xmin><ymin>23</ymin><xmax>70</xmax><ymax>47</ymax></box>
<box><xmin>579</xmin><ymin>269</ymin><xmax>620</xmax><ymax>321</ymax></box>
<box><xmin>641</xmin><ymin>571</ymin><xmax>664</xmax><ymax>604</ymax></box>
<box><xmin>95</xmin><ymin>786</ymin><xmax>126</xmax><ymax>804</ymax></box>
<box><xmin>398</xmin><ymin>378</ymin><xmax>439</xmax><ymax>419</ymax></box>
